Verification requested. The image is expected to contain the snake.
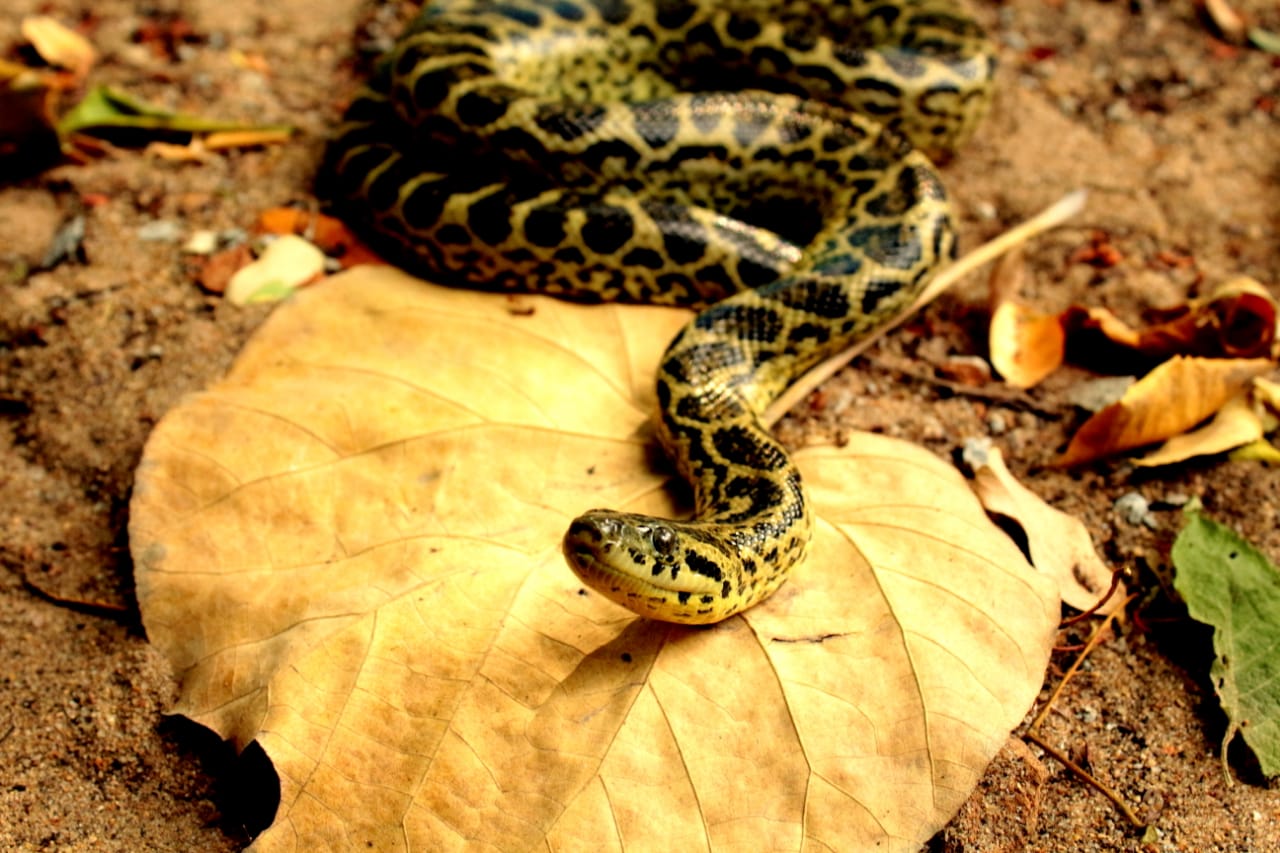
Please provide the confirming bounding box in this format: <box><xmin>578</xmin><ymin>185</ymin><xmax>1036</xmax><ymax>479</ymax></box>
<box><xmin>323</xmin><ymin>0</ymin><xmax>994</xmax><ymax>624</ymax></box>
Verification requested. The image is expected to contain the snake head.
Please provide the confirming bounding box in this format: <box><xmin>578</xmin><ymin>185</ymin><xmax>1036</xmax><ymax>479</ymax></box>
<box><xmin>562</xmin><ymin>510</ymin><xmax>736</xmax><ymax>623</ymax></box>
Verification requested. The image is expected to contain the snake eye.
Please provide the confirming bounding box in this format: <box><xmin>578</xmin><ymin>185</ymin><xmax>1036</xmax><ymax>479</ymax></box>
<box><xmin>651</xmin><ymin>525</ymin><xmax>677</xmax><ymax>555</ymax></box>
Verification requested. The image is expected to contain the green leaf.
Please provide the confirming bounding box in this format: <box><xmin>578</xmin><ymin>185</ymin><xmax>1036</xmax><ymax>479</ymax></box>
<box><xmin>1171</xmin><ymin>511</ymin><xmax>1280</xmax><ymax>778</ymax></box>
<box><xmin>1249</xmin><ymin>27</ymin><xmax>1280</xmax><ymax>55</ymax></box>
<box><xmin>57</xmin><ymin>85</ymin><xmax>292</xmax><ymax>138</ymax></box>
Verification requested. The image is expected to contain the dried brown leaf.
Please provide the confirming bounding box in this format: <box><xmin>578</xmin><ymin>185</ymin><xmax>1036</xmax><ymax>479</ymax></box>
<box><xmin>1059</xmin><ymin>356</ymin><xmax>1274</xmax><ymax>466</ymax></box>
<box><xmin>1135</xmin><ymin>394</ymin><xmax>1265</xmax><ymax>467</ymax></box>
<box><xmin>1136</xmin><ymin>277</ymin><xmax>1276</xmax><ymax>361</ymax></box>
<box><xmin>973</xmin><ymin>446</ymin><xmax>1119</xmax><ymax>613</ymax></box>
<box><xmin>21</xmin><ymin>16</ymin><xmax>96</xmax><ymax>79</ymax></box>
<box><xmin>989</xmin><ymin>301</ymin><xmax>1065</xmax><ymax>388</ymax></box>
<box><xmin>130</xmin><ymin>266</ymin><xmax>1060</xmax><ymax>851</ymax></box>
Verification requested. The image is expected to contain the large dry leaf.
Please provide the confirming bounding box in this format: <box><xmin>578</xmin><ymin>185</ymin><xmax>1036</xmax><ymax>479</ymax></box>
<box><xmin>130</xmin><ymin>266</ymin><xmax>1059</xmax><ymax>851</ymax></box>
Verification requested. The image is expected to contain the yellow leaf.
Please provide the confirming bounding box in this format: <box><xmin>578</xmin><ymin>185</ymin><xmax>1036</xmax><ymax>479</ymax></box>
<box><xmin>989</xmin><ymin>300</ymin><xmax>1065</xmax><ymax>388</ymax></box>
<box><xmin>130</xmin><ymin>266</ymin><xmax>1060</xmax><ymax>851</ymax></box>
<box><xmin>986</xmin><ymin>248</ymin><xmax>1065</xmax><ymax>389</ymax></box>
<box><xmin>1059</xmin><ymin>356</ymin><xmax>1274</xmax><ymax>466</ymax></box>
<box><xmin>1229</xmin><ymin>439</ymin><xmax>1280</xmax><ymax>464</ymax></box>
<box><xmin>1135</xmin><ymin>393</ymin><xmax>1265</xmax><ymax>467</ymax></box>
<box><xmin>973</xmin><ymin>446</ymin><xmax>1120</xmax><ymax>613</ymax></box>
<box><xmin>225</xmin><ymin>234</ymin><xmax>327</xmax><ymax>304</ymax></box>
<box><xmin>21</xmin><ymin>16</ymin><xmax>96</xmax><ymax>79</ymax></box>
<box><xmin>1253</xmin><ymin>376</ymin><xmax>1280</xmax><ymax>414</ymax></box>
<box><xmin>203</xmin><ymin>128</ymin><xmax>293</xmax><ymax>149</ymax></box>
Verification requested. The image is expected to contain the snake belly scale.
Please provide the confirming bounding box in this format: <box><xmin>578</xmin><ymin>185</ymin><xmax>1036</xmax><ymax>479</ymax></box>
<box><xmin>324</xmin><ymin>0</ymin><xmax>994</xmax><ymax>624</ymax></box>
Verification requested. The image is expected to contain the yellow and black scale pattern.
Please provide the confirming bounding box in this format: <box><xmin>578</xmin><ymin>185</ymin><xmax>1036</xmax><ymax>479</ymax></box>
<box><xmin>324</xmin><ymin>0</ymin><xmax>994</xmax><ymax>624</ymax></box>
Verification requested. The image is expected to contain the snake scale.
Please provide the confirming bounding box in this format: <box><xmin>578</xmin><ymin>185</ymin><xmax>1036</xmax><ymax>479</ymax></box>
<box><xmin>324</xmin><ymin>0</ymin><xmax>994</xmax><ymax>624</ymax></box>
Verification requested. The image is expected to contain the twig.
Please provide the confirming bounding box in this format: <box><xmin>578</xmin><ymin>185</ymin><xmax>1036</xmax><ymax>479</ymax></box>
<box><xmin>864</xmin><ymin>357</ymin><xmax>1065</xmax><ymax>418</ymax></box>
<box><xmin>1061</xmin><ymin>568</ymin><xmax>1128</xmax><ymax>626</ymax></box>
<box><xmin>1024</xmin><ymin>730</ymin><xmax>1147</xmax><ymax>829</ymax></box>
<box><xmin>17</xmin><ymin>563</ymin><xmax>130</xmax><ymax>621</ymax></box>
<box><xmin>1029</xmin><ymin>596</ymin><xmax>1133</xmax><ymax>732</ymax></box>
<box><xmin>764</xmin><ymin>189</ymin><xmax>1088</xmax><ymax>424</ymax></box>
<box><xmin>1022</xmin><ymin>596</ymin><xmax>1148</xmax><ymax>829</ymax></box>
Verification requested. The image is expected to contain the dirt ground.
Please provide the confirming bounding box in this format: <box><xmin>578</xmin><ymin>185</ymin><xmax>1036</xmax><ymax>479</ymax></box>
<box><xmin>1</xmin><ymin>0</ymin><xmax>1278</xmax><ymax>850</ymax></box>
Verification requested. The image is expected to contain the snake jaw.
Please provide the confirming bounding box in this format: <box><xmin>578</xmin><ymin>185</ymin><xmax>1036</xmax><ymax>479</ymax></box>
<box><xmin>562</xmin><ymin>511</ymin><xmax>734</xmax><ymax>623</ymax></box>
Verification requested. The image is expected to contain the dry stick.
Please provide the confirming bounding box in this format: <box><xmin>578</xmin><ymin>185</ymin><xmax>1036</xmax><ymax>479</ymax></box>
<box><xmin>763</xmin><ymin>189</ymin><xmax>1088</xmax><ymax>426</ymax></box>
<box><xmin>18</xmin><ymin>563</ymin><xmax>130</xmax><ymax>620</ymax></box>
<box><xmin>1025</xmin><ymin>597</ymin><xmax>1148</xmax><ymax>829</ymax></box>
<box><xmin>1023</xmin><ymin>731</ymin><xmax>1146</xmax><ymax>829</ymax></box>
<box><xmin>1061</xmin><ymin>568</ymin><xmax>1128</xmax><ymax>627</ymax></box>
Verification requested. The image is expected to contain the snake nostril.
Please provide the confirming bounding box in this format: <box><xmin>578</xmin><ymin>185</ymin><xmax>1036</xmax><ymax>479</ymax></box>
<box><xmin>597</xmin><ymin>517</ymin><xmax>620</xmax><ymax>539</ymax></box>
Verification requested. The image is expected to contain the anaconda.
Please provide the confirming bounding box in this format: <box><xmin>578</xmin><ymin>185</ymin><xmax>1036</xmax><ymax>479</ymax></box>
<box><xmin>323</xmin><ymin>0</ymin><xmax>994</xmax><ymax>624</ymax></box>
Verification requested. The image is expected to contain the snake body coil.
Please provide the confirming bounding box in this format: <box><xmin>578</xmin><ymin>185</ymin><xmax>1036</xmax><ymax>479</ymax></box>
<box><xmin>325</xmin><ymin>0</ymin><xmax>994</xmax><ymax>624</ymax></box>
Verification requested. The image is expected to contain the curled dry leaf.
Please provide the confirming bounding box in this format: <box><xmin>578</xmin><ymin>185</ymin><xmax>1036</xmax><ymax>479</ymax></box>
<box><xmin>1136</xmin><ymin>277</ymin><xmax>1277</xmax><ymax>361</ymax></box>
<box><xmin>1254</xmin><ymin>376</ymin><xmax>1280</xmax><ymax>414</ymax></box>
<box><xmin>256</xmin><ymin>207</ymin><xmax>387</xmax><ymax>269</ymax></box>
<box><xmin>972</xmin><ymin>446</ymin><xmax>1119</xmax><ymax>614</ymax></box>
<box><xmin>1135</xmin><ymin>393</ymin><xmax>1265</xmax><ymax>467</ymax></box>
<box><xmin>224</xmin><ymin>234</ymin><xmax>326</xmax><ymax>305</ymax></box>
<box><xmin>21</xmin><ymin>16</ymin><xmax>97</xmax><ymax>79</ymax></box>
<box><xmin>989</xmin><ymin>301</ymin><xmax>1065</xmax><ymax>388</ymax></box>
<box><xmin>1059</xmin><ymin>356</ymin><xmax>1275</xmax><ymax>466</ymax></box>
<box><xmin>1062</xmin><ymin>277</ymin><xmax>1278</xmax><ymax>366</ymax></box>
<box><xmin>986</xmin><ymin>249</ymin><xmax>1065</xmax><ymax>389</ymax></box>
<box><xmin>130</xmin><ymin>266</ymin><xmax>1059</xmax><ymax>852</ymax></box>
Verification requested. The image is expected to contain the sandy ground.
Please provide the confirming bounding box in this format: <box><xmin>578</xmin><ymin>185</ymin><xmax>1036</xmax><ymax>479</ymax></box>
<box><xmin>2</xmin><ymin>0</ymin><xmax>1279</xmax><ymax>850</ymax></box>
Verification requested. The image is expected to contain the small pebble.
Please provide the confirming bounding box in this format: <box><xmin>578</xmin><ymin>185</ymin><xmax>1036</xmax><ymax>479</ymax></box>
<box><xmin>1002</xmin><ymin>30</ymin><xmax>1027</xmax><ymax>51</ymax></box>
<box><xmin>972</xmin><ymin>200</ymin><xmax>997</xmax><ymax>221</ymax></box>
<box><xmin>136</xmin><ymin>219</ymin><xmax>184</xmax><ymax>243</ymax></box>
<box><xmin>1064</xmin><ymin>376</ymin><xmax>1134</xmax><ymax>412</ymax></box>
<box><xmin>987</xmin><ymin>412</ymin><xmax>1008</xmax><ymax>435</ymax></box>
<box><xmin>1115</xmin><ymin>492</ymin><xmax>1157</xmax><ymax>528</ymax></box>
<box><xmin>182</xmin><ymin>230</ymin><xmax>218</xmax><ymax>255</ymax></box>
<box><xmin>961</xmin><ymin>436</ymin><xmax>993</xmax><ymax>471</ymax></box>
<box><xmin>1105</xmin><ymin>99</ymin><xmax>1134</xmax><ymax>122</ymax></box>
<box><xmin>219</xmin><ymin>227</ymin><xmax>250</xmax><ymax>248</ymax></box>
<box><xmin>40</xmin><ymin>214</ymin><xmax>87</xmax><ymax>269</ymax></box>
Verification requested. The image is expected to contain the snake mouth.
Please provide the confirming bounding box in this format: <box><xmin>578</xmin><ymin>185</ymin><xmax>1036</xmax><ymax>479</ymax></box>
<box><xmin>561</xmin><ymin>521</ymin><xmax>658</xmax><ymax>598</ymax></box>
<box><xmin>561</xmin><ymin>535</ymin><xmax>730</xmax><ymax>624</ymax></box>
<box><xmin>562</xmin><ymin>514</ymin><xmax>725</xmax><ymax>602</ymax></box>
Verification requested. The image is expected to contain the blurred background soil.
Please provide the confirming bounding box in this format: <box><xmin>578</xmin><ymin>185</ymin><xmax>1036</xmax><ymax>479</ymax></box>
<box><xmin>1</xmin><ymin>0</ymin><xmax>1278</xmax><ymax>849</ymax></box>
